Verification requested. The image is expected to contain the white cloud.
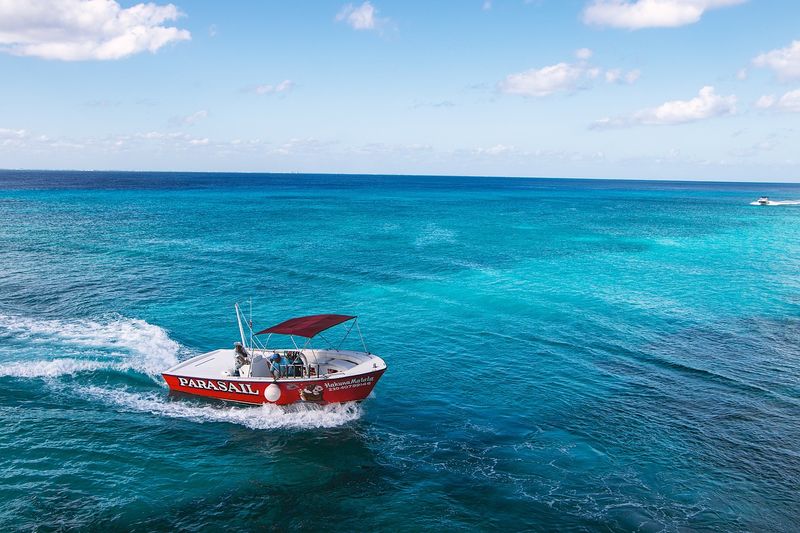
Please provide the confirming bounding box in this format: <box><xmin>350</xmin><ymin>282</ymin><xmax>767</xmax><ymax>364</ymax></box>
<box><xmin>755</xmin><ymin>94</ymin><xmax>776</xmax><ymax>109</ymax></box>
<box><xmin>464</xmin><ymin>145</ymin><xmax>606</xmax><ymax>163</ymax></box>
<box><xmin>253</xmin><ymin>79</ymin><xmax>295</xmax><ymax>95</ymax></box>
<box><xmin>0</xmin><ymin>126</ymin><xmax>84</xmax><ymax>149</ymax></box>
<box><xmin>84</xmin><ymin>99</ymin><xmax>121</xmax><ymax>107</ymax></box>
<box><xmin>0</xmin><ymin>0</ymin><xmax>190</xmax><ymax>61</ymax></box>
<box><xmin>183</xmin><ymin>110</ymin><xmax>208</xmax><ymax>125</ymax></box>
<box><xmin>336</xmin><ymin>2</ymin><xmax>386</xmax><ymax>31</ymax></box>
<box><xmin>412</xmin><ymin>100</ymin><xmax>455</xmax><ymax>109</ymax></box>
<box><xmin>592</xmin><ymin>86</ymin><xmax>736</xmax><ymax>128</ymax></box>
<box><xmin>753</xmin><ymin>40</ymin><xmax>800</xmax><ymax>81</ymax></box>
<box><xmin>582</xmin><ymin>0</ymin><xmax>745</xmax><ymax>30</ymax></box>
<box><xmin>171</xmin><ymin>110</ymin><xmax>208</xmax><ymax>126</ymax></box>
<box><xmin>0</xmin><ymin>126</ymin><xmax>319</xmax><ymax>159</ymax></box>
<box><xmin>352</xmin><ymin>142</ymin><xmax>433</xmax><ymax>156</ymax></box>
<box><xmin>499</xmin><ymin>57</ymin><xmax>640</xmax><ymax>97</ymax></box>
<box><xmin>275</xmin><ymin>138</ymin><xmax>336</xmax><ymax>155</ymax></box>
<box><xmin>499</xmin><ymin>62</ymin><xmax>585</xmax><ymax>97</ymax></box>
<box><xmin>605</xmin><ymin>68</ymin><xmax>622</xmax><ymax>82</ymax></box>
<box><xmin>482</xmin><ymin>0</ymin><xmax>493</xmax><ymax>10</ymax></box>
<box><xmin>624</xmin><ymin>69</ymin><xmax>641</xmax><ymax>83</ymax></box>
<box><xmin>0</xmin><ymin>127</ymin><xmax>29</xmax><ymax>147</ymax></box>
<box><xmin>755</xmin><ymin>89</ymin><xmax>800</xmax><ymax>113</ymax></box>
<box><xmin>126</xmin><ymin>130</ymin><xmax>220</xmax><ymax>149</ymax></box>
<box><xmin>736</xmin><ymin>68</ymin><xmax>748</xmax><ymax>80</ymax></box>
<box><xmin>0</xmin><ymin>128</ymin><xmax>26</xmax><ymax>139</ymax></box>
<box><xmin>476</xmin><ymin>144</ymin><xmax>516</xmax><ymax>156</ymax></box>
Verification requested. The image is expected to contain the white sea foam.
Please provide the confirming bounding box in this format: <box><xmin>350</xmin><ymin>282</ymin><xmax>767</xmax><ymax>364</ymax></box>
<box><xmin>0</xmin><ymin>358</ymin><xmax>107</xmax><ymax>378</ymax></box>
<box><xmin>79</xmin><ymin>385</ymin><xmax>363</xmax><ymax>429</ymax></box>
<box><xmin>749</xmin><ymin>200</ymin><xmax>800</xmax><ymax>206</ymax></box>
<box><xmin>0</xmin><ymin>315</ymin><xmax>361</xmax><ymax>429</ymax></box>
<box><xmin>414</xmin><ymin>224</ymin><xmax>456</xmax><ymax>247</ymax></box>
<box><xmin>0</xmin><ymin>314</ymin><xmax>181</xmax><ymax>378</ymax></box>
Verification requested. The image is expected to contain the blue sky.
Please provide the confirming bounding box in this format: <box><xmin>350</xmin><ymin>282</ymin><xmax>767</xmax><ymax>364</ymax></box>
<box><xmin>1</xmin><ymin>0</ymin><xmax>799</xmax><ymax>180</ymax></box>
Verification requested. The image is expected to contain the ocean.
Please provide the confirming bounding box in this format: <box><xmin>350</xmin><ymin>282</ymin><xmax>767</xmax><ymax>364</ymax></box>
<box><xmin>0</xmin><ymin>170</ymin><xmax>798</xmax><ymax>531</ymax></box>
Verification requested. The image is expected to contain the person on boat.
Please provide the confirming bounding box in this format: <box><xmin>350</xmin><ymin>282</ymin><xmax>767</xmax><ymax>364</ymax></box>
<box><xmin>287</xmin><ymin>352</ymin><xmax>301</xmax><ymax>377</ymax></box>
<box><xmin>233</xmin><ymin>342</ymin><xmax>249</xmax><ymax>376</ymax></box>
<box><xmin>269</xmin><ymin>352</ymin><xmax>282</xmax><ymax>379</ymax></box>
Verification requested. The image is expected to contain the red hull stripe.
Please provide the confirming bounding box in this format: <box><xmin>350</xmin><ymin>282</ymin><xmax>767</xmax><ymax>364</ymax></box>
<box><xmin>162</xmin><ymin>369</ymin><xmax>385</xmax><ymax>405</ymax></box>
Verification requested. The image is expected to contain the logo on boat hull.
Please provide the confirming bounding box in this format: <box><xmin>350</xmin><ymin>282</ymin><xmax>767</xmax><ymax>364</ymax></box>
<box><xmin>299</xmin><ymin>384</ymin><xmax>324</xmax><ymax>402</ymax></box>
<box><xmin>177</xmin><ymin>377</ymin><xmax>259</xmax><ymax>395</ymax></box>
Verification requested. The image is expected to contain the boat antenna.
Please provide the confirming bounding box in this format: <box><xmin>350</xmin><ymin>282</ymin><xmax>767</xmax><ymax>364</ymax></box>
<box><xmin>235</xmin><ymin>303</ymin><xmax>247</xmax><ymax>348</ymax></box>
<box><xmin>249</xmin><ymin>297</ymin><xmax>253</xmax><ymax>352</ymax></box>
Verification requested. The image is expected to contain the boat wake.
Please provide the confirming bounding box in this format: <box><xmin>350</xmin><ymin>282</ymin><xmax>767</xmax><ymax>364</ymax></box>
<box><xmin>78</xmin><ymin>385</ymin><xmax>364</xmax><ymax>429</ymax></box>
<box><xmin>0</xmin><ymin>314</ymin><xmax>181</xmax><ymax>379</ymax></box>
<box><xmin>0</xmin><ymin>314</ymin><xmax>364</xmax><ymax>429</ymax></box>
<box><xmin>749</xmin><ymin>200</ymin><xmax>800</xmax><ymax>206</ymax></box>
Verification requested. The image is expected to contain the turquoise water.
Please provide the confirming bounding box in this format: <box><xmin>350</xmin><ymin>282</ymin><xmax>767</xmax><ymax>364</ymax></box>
<box><xmin>1</xmin><ymin>171</ymin><xmax>799</xmax><ymax>531</ymax></box>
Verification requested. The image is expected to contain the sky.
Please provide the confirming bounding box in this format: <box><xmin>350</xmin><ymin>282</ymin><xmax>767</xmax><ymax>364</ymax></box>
<box><xmin>0</xmin><ymin>0</ymin><xmax>799</xmax><ymax>181</ymax></box>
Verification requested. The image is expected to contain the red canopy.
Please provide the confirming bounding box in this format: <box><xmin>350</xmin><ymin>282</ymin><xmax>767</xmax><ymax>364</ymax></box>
<box><xmin>255</xmin><ymin>314</ymin><xmax>356</xmax><ymax>338</ymax></box>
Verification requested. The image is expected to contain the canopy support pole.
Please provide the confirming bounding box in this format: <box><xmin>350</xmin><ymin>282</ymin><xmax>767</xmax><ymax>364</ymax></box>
<box><xmin>249</xmin><ymin>298</ymin><xmax>253</xmax><ymax>353</ymax></box>
<box><xmin>355</xmin><ymin>319</ymin><xmax>368</xmax><ymax>353</ymax></box>
<box><xmin>336</xmin><ymin>318</ymin><xmax>357</xmax><ymax>350</ymax></box>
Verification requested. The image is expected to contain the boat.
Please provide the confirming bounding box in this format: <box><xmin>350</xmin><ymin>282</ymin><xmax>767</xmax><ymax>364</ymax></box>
<box><xmin>756</xmin><ymin>196</ymin><xmax>770</xmax><ymax>205</ymax></box>
<box><xmin>162</xmin><ymin>305</ymin><xmax>387</xmax><ymax>405</ymax></box>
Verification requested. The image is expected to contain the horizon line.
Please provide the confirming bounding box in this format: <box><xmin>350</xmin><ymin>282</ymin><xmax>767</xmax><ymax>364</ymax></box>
<box><xmin>0</xmin><ymin>167</ymin><xmax>798</xmax><ymax>186</ymax></box>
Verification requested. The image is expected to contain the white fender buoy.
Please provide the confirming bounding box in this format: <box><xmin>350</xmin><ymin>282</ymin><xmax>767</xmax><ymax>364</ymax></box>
<box><xmin>265</xmin><ymin>383</ymin><xmax>281</xmax><ymax>402</ymax></box>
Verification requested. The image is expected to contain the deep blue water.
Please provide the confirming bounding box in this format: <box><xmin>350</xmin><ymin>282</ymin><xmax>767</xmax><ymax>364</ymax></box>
<box><xmin>1</xmin><ymin>170</ymin><xmax>799</xmax><ymax>531</ymax></box>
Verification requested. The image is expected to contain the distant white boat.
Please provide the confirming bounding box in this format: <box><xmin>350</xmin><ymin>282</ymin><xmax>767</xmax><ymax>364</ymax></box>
<box><xmin>756</xmin><ymin>196</ymin><xmax>770</xmax><ymax>205</ymax></box>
